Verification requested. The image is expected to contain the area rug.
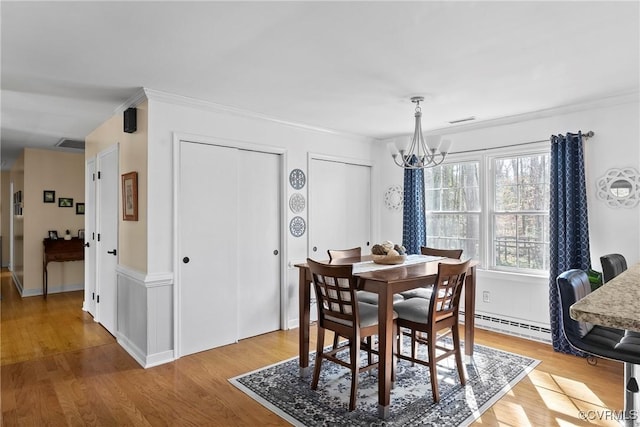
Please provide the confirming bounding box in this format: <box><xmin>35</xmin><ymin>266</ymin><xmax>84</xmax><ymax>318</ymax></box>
<box><xmin>230</xmin><ymin>339</ymin><xmax>539</xmax><ymax>426</ymax></box>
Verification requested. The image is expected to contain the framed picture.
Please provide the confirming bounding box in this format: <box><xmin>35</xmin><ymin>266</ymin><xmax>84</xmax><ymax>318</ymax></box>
<box><xmin>76</xmin><ymin>203</ymin><xmax>85</xmax><ymax>215</ymax></box>
<box><xmin>43</xmin><ymin>190</ymin><xmax>55</xmax><ymax>203</ymax></box>
<box><xmin>58</xmin><ymin>197</ymin><xmax>73</xmax><ymax>207</ymax></box>
<box><xmin>48</xmin><ymin>230</ymin><xmax>58</xmax><ymax>240</ymax></box>
<box><xmin>122</xmin><ymin>171</ymin><xmax>138</xmax><ymax>221</ymax></box>
<box><xmin>78</xmin><ymin>229</ymin><xmax>85</xmax><ymax>239</ymax></box>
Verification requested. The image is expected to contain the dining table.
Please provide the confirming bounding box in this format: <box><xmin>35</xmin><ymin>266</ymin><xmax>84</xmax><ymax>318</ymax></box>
<box><xmin>570</xmin><ymin>261</ymin><xmax>640</xmax><ymax>427</ymax></box>
<box><xmin>296</xmin><ymin>254</ymin><xmax>479</xmax><ymax>419</ymax></box>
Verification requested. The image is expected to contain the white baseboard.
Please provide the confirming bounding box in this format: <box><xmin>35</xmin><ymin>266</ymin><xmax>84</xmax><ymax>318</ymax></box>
<box><xmin>117</xmin><ymin>332</ymin><xmax>175</xmax><ymax>368</ymax></box>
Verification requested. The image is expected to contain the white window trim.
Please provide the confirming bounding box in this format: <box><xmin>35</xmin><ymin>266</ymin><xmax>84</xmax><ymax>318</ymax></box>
<box><xmin>431</xmin><ymin>142</ymin><xmax>550</xmax><ymax>276</ymax></box>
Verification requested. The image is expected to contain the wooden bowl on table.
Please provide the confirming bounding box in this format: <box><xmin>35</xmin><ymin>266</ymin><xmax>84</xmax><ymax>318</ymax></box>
<box><xmin>371</xmin><ymin>254</ymin><xmax>407</xmax><ymax>265</ymax></box>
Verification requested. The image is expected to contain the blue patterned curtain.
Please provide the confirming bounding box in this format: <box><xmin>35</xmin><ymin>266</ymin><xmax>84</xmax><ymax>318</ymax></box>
<box><xmin>402</xmin><ymin>158</ymin><xmax>426</xmax><ymax>255</ymax></box>
<box><xmin>549</xmin><ymin>132</ymin><xmax>591</xmax><ymax>355</ymax></box>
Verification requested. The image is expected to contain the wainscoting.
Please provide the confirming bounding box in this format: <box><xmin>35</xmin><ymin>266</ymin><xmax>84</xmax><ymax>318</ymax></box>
<box><xmin>116</xmin><ymin>265</ymin><xmax>174</xmax><ymax>368</ymax></box>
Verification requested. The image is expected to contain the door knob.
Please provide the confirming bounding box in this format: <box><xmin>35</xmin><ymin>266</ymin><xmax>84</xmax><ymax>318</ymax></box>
<box><xmin>273</xmin><ymin>250</ymin><xmax>278</xmax><ymax>255</ymax></box>
<box><xmin>84</xmin><ymin>242</ymin><xmax>90</xmax><ymax>248</ymax></box>
<box><xmin>107</xmin><ymin>249</ymin><xmax>117</xmax><ymax>255</ymax></box>
<box><xmin>313</xmin><ymin>246</ymin><xmax>317</xmax><ymax>252</ymax></box>
<box><xmin>183</xmin><ymin>257</ymin><xmax>190</xmax><ymax>264</ymax></box>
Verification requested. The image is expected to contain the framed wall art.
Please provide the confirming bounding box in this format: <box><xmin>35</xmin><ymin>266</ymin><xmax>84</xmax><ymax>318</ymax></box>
<box><xmin>76</xmin><ymin>203</ymin><xmax>85</xmax><ymax>215</ymax></box>
<box><xmin>58</xmin><ymin>197</ymin><xmax>73</xmax><ymax>207</ymax></box>
<box><xmin>43</xmin><ymin>190</ymin><xmax>55</xmax><ymax>203</ymax></box>
<box><xmin>122</xmin><ymin>171</ymin><xmax>138</xmax><ymax>221</ymax></box>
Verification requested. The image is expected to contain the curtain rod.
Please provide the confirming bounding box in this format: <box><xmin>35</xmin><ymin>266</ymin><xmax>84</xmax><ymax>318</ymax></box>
<box><xmin>450</xmin><ymin>130</ymin><xmax>594</xmax><ymax>155</ymax></box>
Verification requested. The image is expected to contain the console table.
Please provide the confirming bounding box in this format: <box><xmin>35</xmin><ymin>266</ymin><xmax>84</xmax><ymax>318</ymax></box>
<box><xmin>43</xmin><ymin>237</ymin><xmax>84</xmax><ymax>298</ymax></box>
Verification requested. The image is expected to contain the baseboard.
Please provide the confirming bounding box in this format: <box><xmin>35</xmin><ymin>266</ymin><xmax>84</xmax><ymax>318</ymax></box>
<box><xmin>461</xmin><ymin>311</ymin><xmax>552</xmax><ymax>343</ymax></box>
<box><xmin>117</xmin><ymin>332</ymin><xmax>175</xmax><ymax>368</ymax></box>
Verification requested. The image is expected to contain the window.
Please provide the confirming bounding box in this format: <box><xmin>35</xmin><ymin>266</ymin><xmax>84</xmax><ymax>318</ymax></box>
<box><xmin>424</xmin><ymin>162</ymin><xmax>481</xmax><ymax>261</ymax></box>
<box><xmin>492</xmin><ymin>153</ymin><xmax>550</xmax><ymax>272</ymax></box>
<box><xmin>423</xmin><ymin>146</ymin><xmax>550</xmax><ymax>275</ymax></box>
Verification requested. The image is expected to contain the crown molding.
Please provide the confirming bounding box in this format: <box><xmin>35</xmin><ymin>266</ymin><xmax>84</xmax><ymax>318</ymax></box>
<box><xmin>425</xmin><ymin>91</ymin><xmax>639</xmax><ymax>137</ymax></box>
<box><xmin>113</xmin><ymin>88</ymin><xmax>148</xmax><ymax>116</ymax></box>
<box><xmin>141</xmin><ymin>88</ymin><xmax>369</xmax><ymax>140</ymax></box>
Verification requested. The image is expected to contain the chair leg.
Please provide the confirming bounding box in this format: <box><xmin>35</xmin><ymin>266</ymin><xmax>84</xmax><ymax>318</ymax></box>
<box><xmin>411</xmin><ymin>329</ymin><xmax>417</xmax><ymax>366</ymax></box>
<box><xmin>349</xmin><ymin>336</ymin><xmax>360</xmax><ymax>411</ymax></box>
<box><xmin>366</xmin><ymin>336</ymin><xmax>372</xmax><ymax>365</ymax></box>
<box><xmin>452</xmin><ymin>325</ymin><xmax>466</xmax><ymax>385</ymax></box>
<box><xmin>428</xmin><ymin>339</ymin><xmax>440</xmax><ymax>403</ymax></box>
<box><xmin>311</xmin><ymin>327</ymin><xmax>325</xmax><ymax>390</ymax></box>
<box><xmin>333</xmin><ymin>332</ymin><xmax>340</xmax><ymax>349</ymax></box>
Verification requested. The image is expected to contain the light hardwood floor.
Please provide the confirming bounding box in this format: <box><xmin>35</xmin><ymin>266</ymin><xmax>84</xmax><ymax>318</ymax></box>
<box><xmin>0</xmin><ymin>268</ymin><xmax>624</xmax><ymax>426</ymax></box>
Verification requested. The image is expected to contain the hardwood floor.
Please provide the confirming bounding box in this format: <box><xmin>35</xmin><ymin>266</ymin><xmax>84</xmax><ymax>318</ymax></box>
<box><xmin>0</xmin><ymin>268</ymin><xmax>624</xmax><ymax>426</ymax></box>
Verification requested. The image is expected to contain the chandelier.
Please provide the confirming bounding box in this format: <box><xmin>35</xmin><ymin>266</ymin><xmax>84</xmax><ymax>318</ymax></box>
<box><xmin>388</xmin><ymin>96</ymin><xmax>451</xmax><ymax>169</ymax></box>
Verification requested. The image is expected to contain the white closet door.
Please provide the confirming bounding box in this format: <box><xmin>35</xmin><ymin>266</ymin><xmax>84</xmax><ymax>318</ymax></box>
<box><xmin>84</xmin><ymin>158</ymin><xmax>97</xmax><ymax>317</ymax></box>
<box><xmin>308</xmin><ymin>159</ymin><xmax>348</xmax><ymax>260</ymax></box>
<box><xmin>345</xmin><ymin>163</ymin><xmax>372</xmax><ymax>251</ymax></box>
<box><xmin>309</xmin><ymin>158</ymin><xmax>372</xmax><ymax>260</ymax></box>
<box><xmin>96</xmin><ymin>146</ymin><xmax>119</xmax><ymax>335</ymax></box>
<box><xmin>178</xmin><ymin>142</ymin><xmax>239</xmax><ymax>356</ymax></box>
<box><xmin>237</xmin><ymin>150</ymin><xmax>281</xmax><ymax>339</ymax></box>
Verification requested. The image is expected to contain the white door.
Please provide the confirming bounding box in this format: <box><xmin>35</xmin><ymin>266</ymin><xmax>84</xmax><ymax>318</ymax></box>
<box><xmin>309</xmin><ymin>158</ymin><xmax>372</xmax><ymax>259</ymax></box>
<box><xmin>237</xmin><ymin>150</ymin><xmax>281</xmax><ymax>339</ymax></box>
<box><xmin>84</xmin><ymin>158</ymin><xmax>97</xmax><ymax>316</ymax></box>
<box><xmin>178</xmin><ymin>142</ymin><xmax>239</xmax><ymax>356</ymax></box>
<box><xmin>96</xmin><ymin>146</ymin><xmax>119</xmax><ymax>335</ymax></box>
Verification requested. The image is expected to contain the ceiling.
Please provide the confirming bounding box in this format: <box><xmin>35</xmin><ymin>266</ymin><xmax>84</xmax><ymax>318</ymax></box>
<box><xmin>2</xmin><ymin>1</ymin><xmax>639</xmax><ymax>170</ymax></box>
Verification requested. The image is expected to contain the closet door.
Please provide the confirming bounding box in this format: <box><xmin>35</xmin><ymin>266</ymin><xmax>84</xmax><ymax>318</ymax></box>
<box><xmin>178</xmin><ymin>142</ymin><xmax>239</xmax><ymax>356</ymax></box>
<box><xmin>237</xmin><ymin>150</ymin><xmax>281</xmax><ymax>339</ymax></box>
<box><xmin>308</xmin><ymin>158</ymin><xmax>372</xmax><ymax>260</ymax></box>
<box><xmin>96</xmin><ymin>145</ymin><xmax>119</xmax><ymax>335</ymax></box>
<box><xmin>84</xmin><ymin>158</ymin><xmax>97</xmax><ymax>317</ymax></box>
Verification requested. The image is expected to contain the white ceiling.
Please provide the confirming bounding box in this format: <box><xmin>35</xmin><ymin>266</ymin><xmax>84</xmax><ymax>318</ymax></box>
<box><xmin>2</xmin><ymin>1</ymin><xmax>639</xmax><ymax>170</ymax></box>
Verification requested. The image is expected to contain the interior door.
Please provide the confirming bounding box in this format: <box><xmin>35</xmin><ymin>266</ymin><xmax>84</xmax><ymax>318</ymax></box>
<box><xmin>178</xmin><ymin>141</ymin><xmax>239</xmax><ymax>356</ymax></box>
<box><xmin>96</xmin><ymin>145</ymin><xmax>119</xmax><ymax>335</ymax></box>
<box><xmin>237</xmin><ymin>149</ymin><xmax>281</xmax><ymax>339</ymax></box>
<box><xmin>309</xmin><ymin>158</ymin><xmax>372</xmax><ymax>259</ymax></box>
<box><xmin>84</xmin><ymin>157</ymin><xmax>97</xmax><ymax>316</ymax></box>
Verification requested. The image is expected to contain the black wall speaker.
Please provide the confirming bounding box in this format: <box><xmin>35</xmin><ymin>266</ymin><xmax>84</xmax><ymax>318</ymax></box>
<box><xmin>124</xmin><ymin>107</ymin><xmax>137</xmax><ymax>133</ymax></box>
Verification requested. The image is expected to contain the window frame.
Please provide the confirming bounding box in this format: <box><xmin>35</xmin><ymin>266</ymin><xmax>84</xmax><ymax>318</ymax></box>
<box><xmin>423</xmin><ymin>142</ymin><xmax>550</xmax><ymax>276</ymax></box>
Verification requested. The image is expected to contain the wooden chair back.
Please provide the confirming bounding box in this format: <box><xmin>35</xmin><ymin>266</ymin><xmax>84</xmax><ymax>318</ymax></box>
<box><xmin>327</xmin><ymin>247</ymin><xmax>361</xmax><ymax>261</ymax></box>
<box><xmin>429</xmin><ymin>260</ymin><xmax>470</xmax><ymax>323</ymax></box>
<box><xmin>307</xmin><ymin>258</ymin><xmax>360</xmax><ymax>329</ymax></box>
<box><xmin>421</xmin><ymin>246</ymin><xmax>463</xmax><ymax>259</ymax></box>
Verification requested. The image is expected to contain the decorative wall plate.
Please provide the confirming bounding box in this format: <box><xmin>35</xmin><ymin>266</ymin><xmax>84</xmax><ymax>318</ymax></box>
<box><xmin>289</xmin><ymin>216</ymin><xmax>306</xmax><ymax>237</ymax></box>
<box><xmin>289</xmin><ymin>169</ymin><xmax>306</xmax><ymax>190</ymax></box>
<box><xmin>596</xmin><ymin>167</ymin><xmax>640</xmax><ymax>208</ymax></box>
<box><xmin>384</xmin><ymin>185</ymin><xmax>403</xmax><ymax>211</ymax></box>
<box><xmin>289</xmin><ymin>193</ymin><xmax>306</xmax><ymax>213</ymax></box>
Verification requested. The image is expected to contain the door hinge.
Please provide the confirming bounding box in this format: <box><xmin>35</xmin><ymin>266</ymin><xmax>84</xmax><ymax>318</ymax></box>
<box><xmin>92</xmin><ymin>173</ymin><xmax>96</xmax><ymax>181</ymax></box>
<box><xmin>97</xmin><ymin>233</ymin><xmax>101</xmax><ymax>242</ymax></box>
<box><xmin>92</xmin><ymin>232</ymin><xmax>95</xmax><ymax>240</ymax></box>
<box><xmin>97</xmin><ymin>171</ymin><xmax>101</xmax><ymax>179</ymax></box>
<box><xmin>97</xmin><ymin>295</ymin><xmax>100</xmax><ymax>303</ymax></box>
<box><xmin>92</xmin><ymin>292</ymin><xmax>95</xmax><ymax>300</ymax></box>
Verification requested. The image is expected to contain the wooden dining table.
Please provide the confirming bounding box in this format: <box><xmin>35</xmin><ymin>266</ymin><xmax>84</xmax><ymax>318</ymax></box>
<box><xmin>296</xmin><ymin>255</ymin><xmax>478</xmax><ymax>419</ymax></box>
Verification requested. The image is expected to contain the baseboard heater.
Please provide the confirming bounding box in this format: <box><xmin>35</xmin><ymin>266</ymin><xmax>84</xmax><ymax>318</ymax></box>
<box><xmin>460</xmin><ymin>311</ymin><xmax>552</xmax><ymax>344</ymax></box>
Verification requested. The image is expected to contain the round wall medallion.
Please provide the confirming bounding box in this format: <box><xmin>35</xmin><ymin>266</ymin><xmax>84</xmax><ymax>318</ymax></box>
<box><xmin>289</xmin><ymin>169</ymin><xmax>306</xmax><ymax>190</ymax></box>
<box><xmin>289</xmin><ymin>216</ymin><xmax>306</xmax><ymax>237</ymax></box>
<box><xmin>596</xmin><ymin>167</ymin><xmax>640</xmax><ymax>208</ymax></box>
<box><xmin>289</xmin><ymin>193</ymin><xmax>306</xmax><ymax>213</ymax></box>
<box><xmin>384</xmin><ymin>185</ymin><xmax>403</xmax><ymax>211</ymax></box>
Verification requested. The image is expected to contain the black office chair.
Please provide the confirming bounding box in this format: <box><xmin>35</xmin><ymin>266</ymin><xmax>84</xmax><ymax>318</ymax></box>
<box><xmin>557</xmin><ymin>269</ymin><xmax>640</xmax><ymax>423</ymax></box>
<box><xmin>600</xmin><ymin>253</ymin><xmax>628</xmax><ymax>283</ymax></box>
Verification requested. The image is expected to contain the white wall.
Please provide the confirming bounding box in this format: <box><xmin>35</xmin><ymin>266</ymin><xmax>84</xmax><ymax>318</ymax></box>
<box><xmin>145</xmin><ymin>90</ymin><xmax>375</xmax><ymax>329</ymax></box>
<box><xmin>374</xmin><ymin>98</ymin><xmax>640</xmax><ymax>330</ymax></box>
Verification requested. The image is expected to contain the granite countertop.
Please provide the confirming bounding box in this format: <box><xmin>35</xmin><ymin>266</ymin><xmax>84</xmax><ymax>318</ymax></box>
<box><xmin>570</xmin><ymin>262</ymin><xmax>640</xmax><ymax>332</ymax></box>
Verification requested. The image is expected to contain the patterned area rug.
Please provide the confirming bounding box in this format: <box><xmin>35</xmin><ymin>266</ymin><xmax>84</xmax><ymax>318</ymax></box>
<box><xmin>230</xmin><ymin>339</ymin><xmax>539</xmax><ymax>426</ymax></box>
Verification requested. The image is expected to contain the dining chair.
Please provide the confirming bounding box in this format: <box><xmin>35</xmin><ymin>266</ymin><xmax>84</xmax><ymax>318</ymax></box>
<box><xmin>393</xmin><ymin>260</ymin><xmax>470</xmax><ymax>403</ymax></box>
<box><xmin>328</xmin><ymin>246</ymin><xmax>404</xmax><ymax>306</ymax></box>
<box><xmin>600</xmin><ymin>253</ymin><xmax>627</xmax><ymax>283</ymax></box>
<box><xmin>307</xmin><ymin>258</ymin><xmax>397</xmax><ymax>411</ymax></box>
<box><xmin>400</xmin><ymin>246</ymin><xmax>464</xmax><ymax>300</ymax></box>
